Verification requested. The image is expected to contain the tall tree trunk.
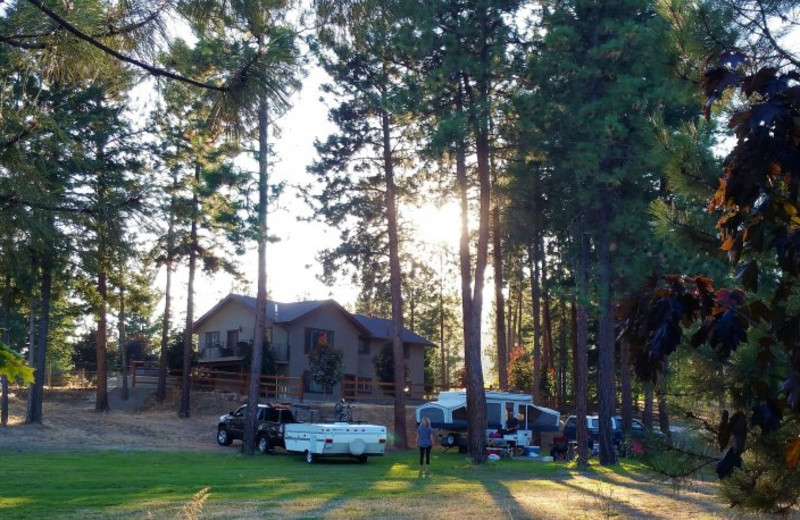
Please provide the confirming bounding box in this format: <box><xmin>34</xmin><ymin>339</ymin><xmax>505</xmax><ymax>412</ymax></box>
<box><xmin>156</xmin><ymin>174</ymin><xmax>178</xmax><ymax>403</ymax></box>
<box><xmin>244</xmin><ymin>94</ymin><xmax>270</xmax><ymax>455</ymax></box>
<box><xmin>541</xmin><ymin>243</ymin><xmax>554</xmax><ymax>403</ymax></box>
<box><xmin>456</xmin><ymin>125</ymin><xmax>486</xmax><ymax>460</ymax></box>
<box><xmin>439</xmin><ymin>256</ymin><xmax>447</xmax><ymax>389</ymax></box>
<box><xmin>2</xmin><ymin>273</ymin><xmax>10</xmax><ymax>426</ymax></box>
<box><xmin>620</xmin><ymin>339</ymin><xmax>633</xmax><ymax>436</ymax></box>
<box><xmin>26</xmin><ymin>259</ymin><xmax>50</xmax><ymax>424</ymax></box>
<box><xmin>119</xmin><ymin>272</ymin><xmax>128</xmax><ymax>401</ymax></box>
<box><xmin>597</xmin><ymin>218</ymin><xmax>616</xmax><ymax>465</ymax></box>
<box><xmin>491</xmin><ymin>150</ymin><xmax>507</xmax><ymax>390</ymax></box>
<box><xmin>380</xmin><ymin>104</ymin><xmax>407</xmax><ymax>449</ymax></box>
<box><xmin>643</xmin><ymin>381</ymin><xmax>654</xmax><ymax>431</ymax></box>
<box><xmin>492</xmin><ymin>203</ymin><xmax>507</xmax><ymax>390</ymax></box>
<box><xmin>506</xmin><ymin>283</ymin><xmax>515</xmax><ymax>357</ymax></box>
<box><xmin>574</xmin><ymin>232</ymin><xmax>590</xmax><ymax>467</ymax></box>
<box><xmin>461</xmin><ymin>51</ymin><xmax>492</xmax><ymax>462</ymax></box>
<box><xmin>658</xmin><ymin>358</ymin><xmax>671</xmax><ymax>442</ymax></box>
<box><xmin>516</xmin><ymin>285</ymin><xmax>523</xmax><ymax>351</ymax></box>
<box><xmin>25</xmin><ymin>257</ymin><xmax>40</xmax><ymax>423</ymax></box>
<box><xmin>528</xmin><ymin>244</ymin><xmax>541</xmax><ymax>400</ymax></box>
<box><xmin>179</xmin><ymin>164</ymin><xmax>200</xmax><ymax>418</ymax></box>
<box><xmin>558</xmin><ymin>298</ymin><xmax>568</xmax><ymax>408</ymax></box>
<box><xmin>95</xmin><ymin>268</ymin><xmax>111</xmax><ymax>412</ymax></box>
<box><xmin>94</xmin><ymin>120</ymin><xmax>111</xmax><ymax>413</ymax></box>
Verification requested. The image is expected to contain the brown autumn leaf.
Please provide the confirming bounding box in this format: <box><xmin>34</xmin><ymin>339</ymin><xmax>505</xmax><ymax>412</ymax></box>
<box><xmin>785</xmin><ymin>437</ymin><xmax>800</xmax><ymax>470</ymax></box>
<box><xmin>722</xmin><ymin>237</ymin><xmax>735</xmax><ymax>251</ymax></box>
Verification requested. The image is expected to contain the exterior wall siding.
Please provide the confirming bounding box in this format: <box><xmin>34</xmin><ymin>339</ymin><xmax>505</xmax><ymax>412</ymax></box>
<box><xmin>195</xmin><ymin>301</ymin><xmax>256</xmax><ymax>351</ymax></box>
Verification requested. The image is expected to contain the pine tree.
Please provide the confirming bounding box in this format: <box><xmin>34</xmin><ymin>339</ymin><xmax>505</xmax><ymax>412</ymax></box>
<box><xmin>521</xmin><ymin>0</ymin><xmax>700</xmax><ymax>465</ymax></box>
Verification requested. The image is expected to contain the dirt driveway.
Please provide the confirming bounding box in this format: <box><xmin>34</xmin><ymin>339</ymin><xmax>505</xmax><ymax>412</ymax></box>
<box><xmin>0</xmin><ymin>387</ymin><xmax>248</xmax><ymax>452</ymax></box>
<box><xmin>0</xmin><ymin>387</ymin><xmax>417</xmax><ymax>452</ymax></box>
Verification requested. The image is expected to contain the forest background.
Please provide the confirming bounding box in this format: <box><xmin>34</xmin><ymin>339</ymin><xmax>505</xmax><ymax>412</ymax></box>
<box><xmin>1</xmin><ymin>0</ymin><xmax>800</xmax><ymax>514</ymax></box>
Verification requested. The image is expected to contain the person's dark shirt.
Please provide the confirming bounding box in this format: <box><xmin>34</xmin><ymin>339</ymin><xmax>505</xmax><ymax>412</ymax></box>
<box><xmin>506</xmin><ymin>417</ymin><xmax>520</xmax><ymax>432</ymax></box>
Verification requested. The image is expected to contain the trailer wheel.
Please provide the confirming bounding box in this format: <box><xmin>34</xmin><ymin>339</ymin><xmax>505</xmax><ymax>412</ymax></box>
<box><xmin>305</xmin><ymin>451</ymin><xmax>315</xmax><ymax>464</ymax></box>
<box><xmin>357</xmin><ymin>455</ymin><xmax>367</xmax><ymax>463</ymax></box>
<box><xmin>444</xmin><ymin>433</ymin><xmax>459</xmax><ymax>447</ymax></box>
<box><xmin>349</xmin><ymin>438</ymin><xmax>366</xmax><ymax>456</ymax></box>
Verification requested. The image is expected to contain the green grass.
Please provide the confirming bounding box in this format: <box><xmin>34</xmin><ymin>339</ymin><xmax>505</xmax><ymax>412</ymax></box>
<box><xmin>0</xmin><ymin>449</ymin><xmax>736</xmax><ymax>519</ymax></box>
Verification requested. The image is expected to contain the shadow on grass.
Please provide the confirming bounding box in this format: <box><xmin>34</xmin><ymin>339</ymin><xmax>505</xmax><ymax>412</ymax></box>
<box><xmin>0</xmin><ymin>448</ymin><xmax>730</xmax><ymax>520</ymax></box>
<box><xmin>549</xmin><ymin>458</ymin><xmax>725</xmax><ymax>518</ymax></box>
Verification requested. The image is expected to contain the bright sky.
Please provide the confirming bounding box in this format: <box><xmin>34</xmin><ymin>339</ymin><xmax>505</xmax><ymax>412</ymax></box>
<box><xmin>152</xmin><ymin>64</ymin><xmax>463</xmax><ymax>321</ymax></box>
<box><xmin>165</xmin><ymin>67</ymin><xmax>357</xmax><ymax>318</ymax></box>
<box><xmin>148</xmin><ymin>14</ymin><xmax>800</xmax><ymax>325</ymax></box>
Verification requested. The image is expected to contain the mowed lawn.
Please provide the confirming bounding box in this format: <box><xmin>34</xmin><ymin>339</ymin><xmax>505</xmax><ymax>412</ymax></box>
<box><xmin>0</xmin><ymin>448</ymin><xmax>760</xmax><ymax>519</ymax></box>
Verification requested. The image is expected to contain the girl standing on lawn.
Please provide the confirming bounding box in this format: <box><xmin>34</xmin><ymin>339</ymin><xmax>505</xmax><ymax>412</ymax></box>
<box><xmin>417</xmin><ymin>417</ymin><xmax>435</xmax><ymax>477</ymax></box>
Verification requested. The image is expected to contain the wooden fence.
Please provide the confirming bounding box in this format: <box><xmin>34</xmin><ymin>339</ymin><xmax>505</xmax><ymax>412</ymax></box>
<box><xmin>129</xmin><ymin>362</ymin><xmax>455</xmax><ymax>404</ymax></box>
<box><xmin>130</xmin><ymin>361</ymin><xmax>304</xmax><ymax>402</ymax></box>
<box><xmin>340</xmin><ymin>377</ymin><xmax>451</xmax><ymax>403</ymax></box>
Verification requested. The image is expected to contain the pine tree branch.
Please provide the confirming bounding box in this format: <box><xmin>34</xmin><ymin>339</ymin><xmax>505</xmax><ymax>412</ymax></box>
<box><xmin>754</xmin><ymin>0</ymin><xmax>800</xmax><ymax>68</ymax></box>
<box><xmin>93</xmin><ymin>2</ymin><xmax>169</xmax><ymax>39</ymax></box>
<box><xmin>0</xmin><ymin>193</ymin><xmax>141</xmax><ymax>215</ymax></box>
<box><xmin>23</xmin><ymin>0</ymin><xmax>229</xmax><ymax>93</ymax></box>
<box><xmin>0</xmin><ymin>34</ymin><xmax>48</xmax><ymax>50</ymax></box>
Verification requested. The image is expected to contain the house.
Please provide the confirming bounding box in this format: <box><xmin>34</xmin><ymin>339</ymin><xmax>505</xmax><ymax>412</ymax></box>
<box><xmin>191</xmin><ymin>293</ymin><xmax>434</xmax><ymax>399</ymax></box>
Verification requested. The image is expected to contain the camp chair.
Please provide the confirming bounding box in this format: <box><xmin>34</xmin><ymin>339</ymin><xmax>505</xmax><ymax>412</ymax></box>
<box><xmin>550</xmin><ymin>435</ymin><xmax>569</xmax><ymax>461</ymax></box>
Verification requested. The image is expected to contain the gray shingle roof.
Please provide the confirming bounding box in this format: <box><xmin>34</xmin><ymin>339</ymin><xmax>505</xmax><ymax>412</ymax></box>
<box><xmin>352</xmin><ymin>314</ymin><xmax>434</xmax><ymax>346</ymax></box>
<box><xmin>228</xmin><ymin>294</ymin><xmax>331</xmax><ymax>323</ymax></box>
<box><xmin>197</xmin><ymin>293</ymin><xmax>433</xmax><ymax>346</ymax></box>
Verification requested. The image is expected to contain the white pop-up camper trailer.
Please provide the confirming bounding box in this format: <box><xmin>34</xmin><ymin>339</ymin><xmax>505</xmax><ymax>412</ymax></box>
<box><xmin>415</xmin><ymin>391</ymin><xmax>560</xmax><ymax>450</ymax></box>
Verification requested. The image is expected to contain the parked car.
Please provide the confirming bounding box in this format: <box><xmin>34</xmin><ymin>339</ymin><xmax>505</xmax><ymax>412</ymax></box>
<box><xmin>563</xmin><ymin>415</ymin><xmax>615</xmax><ymax>449</ymax></box>
<box><xmin>616</xmin><ymin>416</ymin><xmax>653</xmax><ymax>439</ymax></box>
<box><xmin>216</xmin><ymin>402</ymin><xmax>296</xmax><ymax>453</ymax></box>
<box><xmin>564</xmin><ymin>415</ymin><xmax>655</xmax><ymax>450</ymax></box>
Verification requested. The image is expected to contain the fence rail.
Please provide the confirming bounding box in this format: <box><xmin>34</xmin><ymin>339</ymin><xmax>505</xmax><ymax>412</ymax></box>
<box><xmin>340</xmin><ymin>378</ymin><xmax>451</xmax><ymax>403</ymax></box>
<box><xmin>130</xmin><ymin>361</ymin><xmax>304</xmax><ymax>401</ymax></box>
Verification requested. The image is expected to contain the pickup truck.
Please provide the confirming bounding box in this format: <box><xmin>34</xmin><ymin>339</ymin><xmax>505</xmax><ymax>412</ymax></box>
<box><xmin>216</xmin><ymin>402</ymin><xmax>296</xmax><ymax>453</ymax></box>
<box><xmin>284</xmin><ymin>422</ymin><xmax>387</xmax><ymax>463</ymax></box>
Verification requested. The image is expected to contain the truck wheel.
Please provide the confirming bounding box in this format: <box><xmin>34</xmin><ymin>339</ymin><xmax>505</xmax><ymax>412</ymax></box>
<box><xmin>217</xmin><ymin>428</ymin><xmax>232</xmax><ymax>446</ymax></box>
<box><xmin>257</xmin><ymin>434</ymin><xmax>271</xmax><ymax>454</ymax></box>
<box><xmin>306</xmin><ymin>451</ymin><xmax>315</xmax><ymax>464</ymax></box>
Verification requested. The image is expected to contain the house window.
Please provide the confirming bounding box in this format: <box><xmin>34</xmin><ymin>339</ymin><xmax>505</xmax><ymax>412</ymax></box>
<box><xmin>304</xmin><ymin>328</ymin><xmax>334</xmax><ymax>354</ymax></box>
<box><xmin>266</xmin><ymin>327</ymin><xmax>273</xmax><ymax>343</ymax></box>
<box><xmin>204</xmin><ymin>331</ymin><xmax>220</xmax><ymax>348</ymax></box>
<box><xmin>358</xmin><ymin>339</ymin><xmax>370</xmax><ymax>355</ymax></box>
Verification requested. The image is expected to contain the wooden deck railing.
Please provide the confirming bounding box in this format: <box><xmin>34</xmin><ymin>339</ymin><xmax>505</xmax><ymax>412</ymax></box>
<box><xmin>339</xmin><ymin>378</ymin><xmax>452</xmax><ymax>403</ymax></box>
<box><xmin>130</xmin><ymin>361</ymin><xmax>304</xmax><ymax>401</ymax></box>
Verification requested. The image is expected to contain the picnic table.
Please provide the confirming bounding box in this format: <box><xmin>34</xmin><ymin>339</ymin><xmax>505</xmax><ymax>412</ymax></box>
<box><xmin>487</xmin><ymin>435</ymin><xmax>523</xmax><ymax>458</ymax></box>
